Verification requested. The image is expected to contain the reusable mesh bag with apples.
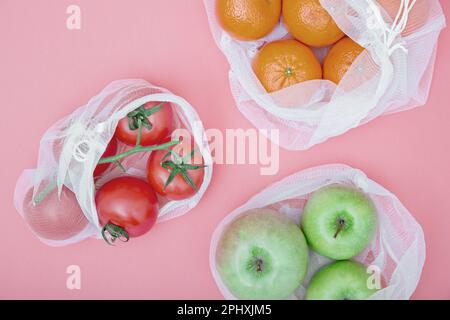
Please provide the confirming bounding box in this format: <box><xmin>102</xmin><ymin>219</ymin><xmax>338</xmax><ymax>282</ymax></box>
<box><xmin>210</xmin><ymin>164</ymin><xmax>425</xmax><ymax>300</ymax></box>
<box><xmin>204</xmin><ymin>0</ymin><xmax>446</xmax><ymax>150</ymax></box>
<box><xmin>13</xmin><ymin>79</ymin><xmax>213</xmax><ymax>247</ymax></box>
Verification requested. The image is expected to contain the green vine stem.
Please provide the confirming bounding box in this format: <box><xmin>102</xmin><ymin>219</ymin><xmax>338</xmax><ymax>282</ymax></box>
<box><xmin>32</xmin><ymin>104</ymin><xmax>179</xmax><ymax>207</ymax></box>
<box><xmin>99</xmin><ymin>105</ymin><xmax>180</xmax><ymax>165</ymax></box>
<box><xmin>32</xmin><ymin>179</ymin><xmax>58</xmax><ymax>206</ymax></box>
<box><xmin>114</xmin><ymin>160</ymin><xmax>126</xmax><ymax>172</ymax></box>
<box><xmin>98</xmin><ymin>139</ymin><xmax>179</xmax><ymax>165</ymax></box>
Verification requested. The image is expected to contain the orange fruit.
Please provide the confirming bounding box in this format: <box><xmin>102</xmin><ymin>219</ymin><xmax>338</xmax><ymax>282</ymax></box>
<box><xmin>282</xmin><ymin>0</ymin><xmax>345</xmax><ymax>47</ymax></box>
<box><xmin>216</xmin><ymin>0</ymin><xmax>282</xmax><ymax>41</ymax></box>
<box><xmin>323</xmin><ymin>37</ymin><xmax>365</xmax><ymax>85</ymax></box>
<box><xmin>377</xmin><ymin>0</ymin><xmax>430</xmax><ymax>36</ymax></box>
<box><xmin>253</xmin><ymin>39</ymin><xmax>322</xmax><ymax>93</ymax></box>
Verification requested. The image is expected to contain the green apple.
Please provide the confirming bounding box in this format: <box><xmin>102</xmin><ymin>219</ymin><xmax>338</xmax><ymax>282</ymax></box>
<box><xmin>301</xmin><ymin>185</ymin><xmax>377</xmax><ymax>260</ymax></box>
<box><xmin>306</xmin><ymin>260</ymin><xmax>379</xmax><ymax>300</ymax></box>
<box><xmin>216</xmin><ymin>208</ymin><xmax>309</xmax><ymax>300</ymax></box>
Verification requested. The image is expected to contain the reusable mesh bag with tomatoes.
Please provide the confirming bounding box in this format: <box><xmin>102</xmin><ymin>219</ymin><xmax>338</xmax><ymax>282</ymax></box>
<box><xmin>14</xmin><ymin>79</ymin><xmax>213</xmax><ymax>246</ymax></box>
<box><xmin>204</xmin><ymin>0</ymin><xmax>446</xmax><ymax>150</ymax></box>
<box><xmin>210</xmin><ymin>164</ymin><xmax>425</xmax><ymax>300</ymax></box>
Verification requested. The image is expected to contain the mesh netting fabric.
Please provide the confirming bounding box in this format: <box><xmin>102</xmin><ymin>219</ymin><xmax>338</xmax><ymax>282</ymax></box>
<box><xmin>14</xmin><ymin>79</ymin><xmax>213</xmax><ymax>246</ymax></box>
<box><xmin>204</xmin><ymin>0</ymin><xmax>446</xmax><ymax>150</ymax></box>
<box><xmin>210</xmin><ymin>164</ymin><xmax>425</xmax><ymax>300</ymax></box>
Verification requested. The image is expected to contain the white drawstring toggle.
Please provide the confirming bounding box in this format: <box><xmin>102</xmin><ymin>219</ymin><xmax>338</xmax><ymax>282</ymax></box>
<box><xmin>73</xmin><ymin>140</ymin><xmax>91</xmax><ymax>162</ymax></box>
<box><xmin>367</xmin><ymin>0</ymin><xmax>418</xmax><ymax>56</ymax></box>
<box><xmin>65</xmin><ymin>122</ymin><xmax>107</xmax><ymax>163</ymax></box>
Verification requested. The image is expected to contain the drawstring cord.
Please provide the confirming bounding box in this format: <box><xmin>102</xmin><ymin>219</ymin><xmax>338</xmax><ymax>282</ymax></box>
<box><xmin>367</xmin><ymin>0</ymin><xmax>417</xmax><ymax>56</ymax></box>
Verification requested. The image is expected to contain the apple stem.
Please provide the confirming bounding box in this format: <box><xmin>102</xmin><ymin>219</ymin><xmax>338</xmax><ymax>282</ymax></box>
<box><xmin>334</xmin><ymin>218</ymin><xmax>346</xmax><ymax>239</ymax></box>
<box><xmin>255</xmin><ymin>258</ymin><xmax>264</xmax><ymax>272</ymax></box>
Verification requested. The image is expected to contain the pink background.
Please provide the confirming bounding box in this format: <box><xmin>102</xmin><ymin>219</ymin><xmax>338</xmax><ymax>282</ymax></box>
<box><xmin>0</xmin><ymin>0</ymin><xmax>449</xmax><ymax>299</ymax></box>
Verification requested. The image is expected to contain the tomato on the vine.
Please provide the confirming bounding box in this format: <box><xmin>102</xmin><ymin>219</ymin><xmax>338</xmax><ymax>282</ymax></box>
<box><xmin>115</xmin><ymin>101</ymin><xmax>173</xmax><ymax>147</ymax></box>
<box><xmin>23</xmin><ymin>186</ymin><xmax>89</xmax><ymax>241</ymax></box>
<box><xmin>95</xmin><ymin>176</ymin><xmax>159</xmax><ymax>244</ymax></box>
<box><xmin>146</xmin><ymin>136</ymin><xmax>205</xmax><ymax>201</ymax></box>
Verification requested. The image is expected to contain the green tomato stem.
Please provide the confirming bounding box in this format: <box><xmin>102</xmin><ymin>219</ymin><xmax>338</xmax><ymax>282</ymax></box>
<box><xmin>114</xmin><ymin>160</ymin><xmax>126</xmax><ymax>172</ymax></box>
<box><xmin>33</xmin><ymin>139</ymin><xmax>179</xmax><ymax>206</ymax></box>
<box><xmin>136</xmin><ymin>119</ymin><xmax>143</xmax><ymax>147</ymax></box>
<box><xmin>98</xmin><ymin>140</ymin><xmax>180</xmax><ymax>165</ymax></box>
<box><xmin>32</xmin><ymin>179</ymin><xmax>58</xmax><ymax>206</ymax></box>
<box><xmin>32</xmin><ymin>102</ymin><xmax>176</xmax><ymax>208</ymax></box>
<box><xmin>101</xmin><ymin>222</ymin><xmax>130</xmax><ymax>246</ymax></box>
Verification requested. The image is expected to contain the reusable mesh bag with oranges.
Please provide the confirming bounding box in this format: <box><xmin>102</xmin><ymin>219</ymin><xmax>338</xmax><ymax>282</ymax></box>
<box><xmin>14</xmin><ymin>79</ymin><xmax>213</xmax><ymax>246</ymax></box>
<box><xmin>204</xmin><ymin>0</ymin><xmax>446</xmax><ymax>150</ymax></box>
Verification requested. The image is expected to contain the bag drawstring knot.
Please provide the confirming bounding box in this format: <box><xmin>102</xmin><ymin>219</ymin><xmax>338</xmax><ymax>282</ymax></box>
<box><xmin>367</xmin><ymin>0</ymin><xmax>417</xmax><ymax>56</ymax></box>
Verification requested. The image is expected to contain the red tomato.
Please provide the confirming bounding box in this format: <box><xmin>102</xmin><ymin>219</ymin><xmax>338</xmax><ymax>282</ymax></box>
<box><xmin>95</xmin><ymin>177</ymin><xmax>159</xmax><ymax>243</ymax></box>
<box><xmin>146</xmin><ymin>136</ymin><xmax>205</xmax><ymax>201</ymax></box>
<box><xmin>115</xmin><ymin>101</ymin><xmax>173</xmax><ymax>146</ymax></box>
<box><xmin>94</xmin><ymin>138</ymin><xmax>118</xmax><ymax>178</ymax></box>
<box><xmin>23</xmin><ymin>186</ymin><xmax>89</xmax><ymax>241</ymax></box>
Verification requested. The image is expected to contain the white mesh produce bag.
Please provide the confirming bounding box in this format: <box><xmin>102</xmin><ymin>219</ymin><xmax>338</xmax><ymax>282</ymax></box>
<box><xmin>204</xmin><ymin>0</ymin><xmax>446</xmax><ymax>150</ymax></box>
<box><xmin>14</xmin><ymin>79</ymin><xmax>213</xmax><ymax>246</ymax></box>
<box><xmin>210</xmin><ymin>164</ymin><xmax>425</xmax><ymax>300</ymax></box>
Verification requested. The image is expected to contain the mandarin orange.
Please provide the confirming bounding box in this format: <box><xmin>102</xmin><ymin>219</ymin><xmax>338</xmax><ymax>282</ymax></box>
<box><xmin>253</xmin><ymin>39</ymin><xmax>322</xmax><ymax>93</ymax></box>
<box><xmin>216</xmin><ymin>0</ymin><xmax>282</xmax><ymax>41</ymax></box>
<box><xmin>282</xmin><ymin>0</ymin><xmax>345</xmax><ymax>47</ymax></box>
<box><xmin>323</xmin><ymin>37</ymin><xmax>365</xmax><ymax>85</ymax></box>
